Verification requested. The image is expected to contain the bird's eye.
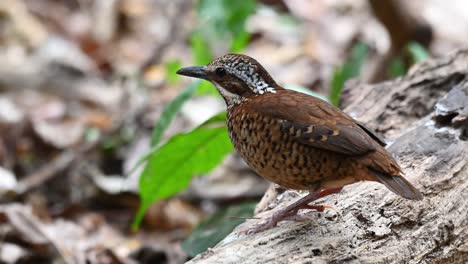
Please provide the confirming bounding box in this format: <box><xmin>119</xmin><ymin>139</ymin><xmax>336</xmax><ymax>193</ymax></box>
<box><xmin>215</xmin><ymin>67</ymin><xmax>226</xmax><ymax>77</ymax></box>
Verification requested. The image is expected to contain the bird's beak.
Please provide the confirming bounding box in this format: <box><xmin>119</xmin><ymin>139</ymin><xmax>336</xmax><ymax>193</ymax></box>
<box><xmin>176</xmin><ymin>66</ymin><xmax>209</xmax><ymax>80</ymax></box>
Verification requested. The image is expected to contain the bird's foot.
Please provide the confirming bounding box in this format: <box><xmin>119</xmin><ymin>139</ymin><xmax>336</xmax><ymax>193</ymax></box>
<box><xmin>239</xmin><ymin>204</ymin><xmax>333</xmax><ymax>235</ymax></box>
<box><xmin>239</xmin><ymin>188</ymin><xmax>342</xmax><ymax>235</ymax></box>
<box><xmin>240</xmin><ymin>218</ymin><xmax>279</xmax><ymax>235</ymax></box>
<box><xmin>239</xmin><ymin>210</ymin><xmax>285</xmax><ymax>235</ymax></box>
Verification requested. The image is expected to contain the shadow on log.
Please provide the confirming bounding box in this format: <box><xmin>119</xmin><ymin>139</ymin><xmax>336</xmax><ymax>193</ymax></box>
<box><xmin>187</xmin><ymin>48</ymin><xmax>468</xmax><ymax>264</ymax></box>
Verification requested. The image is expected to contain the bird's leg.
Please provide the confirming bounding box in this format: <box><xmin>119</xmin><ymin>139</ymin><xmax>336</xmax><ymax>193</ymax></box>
<box><xmin>241</xmin><ymin>187</ymin><xmax>342</xmax><ymax>235</ymax></box>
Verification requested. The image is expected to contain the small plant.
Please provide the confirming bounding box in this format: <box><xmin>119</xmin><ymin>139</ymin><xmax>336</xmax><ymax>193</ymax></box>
<box><xmin>133</xmin><ymin>112</ymin><xmax>233</xmax><ymax>229</ymax></box>
<box><xmin>389</xmin><ymin>41</ymin><xmax>429</xmax><ymax>78</ymax></box>
<box><xmin>330</xmin><ymin>42</ymin><xmax>369</xmax><ymax>106</ymax></box>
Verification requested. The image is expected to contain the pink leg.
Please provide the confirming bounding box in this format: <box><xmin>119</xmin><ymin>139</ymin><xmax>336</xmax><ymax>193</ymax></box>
<box><xmin>241</xmin><ymin>187</ymin><xmax>342</xmax><ymax>235</ymax></box>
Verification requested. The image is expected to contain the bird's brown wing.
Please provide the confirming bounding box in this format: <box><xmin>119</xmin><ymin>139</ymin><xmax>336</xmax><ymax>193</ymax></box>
<box><xmin>252</xmin><ymin>90</ymin><xmax>380</xmax><ymax>156</ymax></box>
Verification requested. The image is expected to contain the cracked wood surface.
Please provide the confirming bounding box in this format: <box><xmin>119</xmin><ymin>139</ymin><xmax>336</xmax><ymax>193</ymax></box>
<box><xmin>187</xmin><ymin>49</ymin><xmax>468</xmax><ymax>264</ymax></box>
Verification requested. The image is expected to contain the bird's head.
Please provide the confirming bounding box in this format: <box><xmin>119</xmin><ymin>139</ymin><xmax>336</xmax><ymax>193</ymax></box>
<box><xmin>176</xmin><ymin>54</ymin><xmax>281</xmax><ymax>106</ymax></box>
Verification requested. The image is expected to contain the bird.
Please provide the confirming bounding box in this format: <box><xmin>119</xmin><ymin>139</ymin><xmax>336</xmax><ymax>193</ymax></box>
<box><xmin>176</xmin><ymin>54</ymin><xmax>423</xmax><ymax>234</ymax></box>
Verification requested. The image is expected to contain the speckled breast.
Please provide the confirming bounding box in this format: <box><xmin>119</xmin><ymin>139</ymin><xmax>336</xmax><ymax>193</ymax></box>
<box><xmin>226</xmin><ymin>106</ymin><xmax>353</xmax><ymax>190</ymax></box>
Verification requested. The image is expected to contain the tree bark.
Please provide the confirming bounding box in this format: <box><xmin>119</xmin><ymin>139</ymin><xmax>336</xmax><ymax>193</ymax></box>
<box><xmin>187</xmin><ymin>49</ymin><xmax>468</xmax><ymax>264</ymax></box>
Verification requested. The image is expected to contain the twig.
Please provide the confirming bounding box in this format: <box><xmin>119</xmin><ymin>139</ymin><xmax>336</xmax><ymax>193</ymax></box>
<box><xmin>16</xmin><ymin>144</ymin><xmax>94</xmax><ymax>194</ymax></box>
<box><xmin>5</xmin><ymin>205</ymin><xmax>76</xmax><ymax>263</ymax></box>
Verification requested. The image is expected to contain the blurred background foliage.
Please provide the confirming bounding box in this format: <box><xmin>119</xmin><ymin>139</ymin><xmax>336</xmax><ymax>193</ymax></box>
<box><xmin>0</xmin><ymin>0</ymin><xmax>467</xmax><ymax>262</ymax></box>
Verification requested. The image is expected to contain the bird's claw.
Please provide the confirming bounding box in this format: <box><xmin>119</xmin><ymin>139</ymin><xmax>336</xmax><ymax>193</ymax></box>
<box><xmin>238</xmin><ymin>204</ymin><xmax>337</xmax><ymax>235</ymax></box>
<box><xmin>239</xmin><ymin>219</ymin><xmax>279</xmax><ymax>235</ymax></box>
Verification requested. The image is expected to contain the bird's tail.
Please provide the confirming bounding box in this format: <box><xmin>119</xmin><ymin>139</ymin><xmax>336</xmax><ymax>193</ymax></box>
<box><xmin>369</xmin><ymin>168</ymin><xmax>423</xmax><ymax>200</ymax></box>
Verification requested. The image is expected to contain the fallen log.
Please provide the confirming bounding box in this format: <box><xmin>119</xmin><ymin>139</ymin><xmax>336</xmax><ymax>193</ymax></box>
<box><xmin>188</xmin><ymin>48</ymin><xmax>468</xmax><ymax>264</ymax></box>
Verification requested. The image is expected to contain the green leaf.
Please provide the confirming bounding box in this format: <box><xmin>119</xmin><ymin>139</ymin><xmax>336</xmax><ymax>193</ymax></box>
<box><xmin>407</xmin><ymin>42</ymin><xmax>429</xmax><ymax>64</ymax></box>
<box><xmin>84</xmin><ymin>127</ymin><xmax>101</xmax><ymax>143</ymax></box>
<box><xmin>182</xmin><ymin>202</ymin><xmax>256</xmax><ymax>257</ymax></box>
<box><xmin>230</xmin><ymin>30</ymin><xmax>250</xmax><ymax>53</ymax></box>
<box><xmin>190</xmin><ymin>32</ymin><xmax>213</xmax><ymax>65</ymax></box>
<box><xmin>330</xmin><ymin>66</ymin><xmax>345</xmax><ymax>107</ymax></box>
<box><xmin>165</xmin><ymin>59</ymin><xmax>182</xmax><ymax>84</ymax></box>
<box><xmin>388</xmin><ymin>56</ymin><xmax>406</xmax><ymax>78</ymax></box>
<box><xmin>133</xmin><ymin>120</ymin><xmax>233</xmax><ymax>229</ymax></box>
<box><xmin>330</xmin><ymin>42</ymin><xmax>369</xmax><ymax>106</ymax></box>
<box><xmin>195</xmin><ymin>0</ymin><xmax>256</xmax><ymax>53</ymax></box>
<box><xmin>128</xmin><ymin>82</ymin><xmax>199</xmax><ymax>179</ymax></box>
<box><xmin>386</xmin><ymin>42</ymin><xmax>429</xmax><ymax>79</ymax></box>
<box><xmin>127</xmin><ymin>108</ymin><xmax>225</xmax><ymax>181</ymax></box>
<box><xmin>195</xmin><ymin>80</ymin><xmax>218</xmax><ymax>96</ymax></box>
<box><xmin>151</xmin><ymin>82</ymin><xmax>199</xmax><ymax>147</ymax></box>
